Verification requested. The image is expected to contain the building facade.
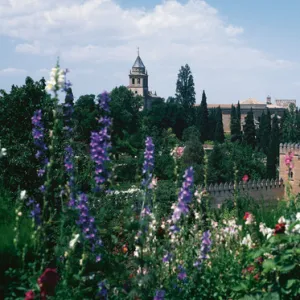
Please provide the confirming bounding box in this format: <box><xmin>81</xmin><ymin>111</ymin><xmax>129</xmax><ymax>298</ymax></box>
<box><xmin>208</xmin><ymin>97</ymin><xmax>290</xmax><ymax>133</ymax></box>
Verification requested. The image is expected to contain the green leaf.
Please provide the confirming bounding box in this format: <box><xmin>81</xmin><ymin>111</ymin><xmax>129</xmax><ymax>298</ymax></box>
<box><xmin>279</xmin><ymin>263</ymin><xmax>296</xmax><ymax>273</ymax></box>
<box><xmin>262</xmin><ymin>259</ymin><xmax>276</xmax><ymax>273</ymax></box>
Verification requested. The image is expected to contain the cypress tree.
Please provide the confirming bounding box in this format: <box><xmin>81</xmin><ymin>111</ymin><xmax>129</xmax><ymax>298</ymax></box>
<box><xmin>244</xmin><ymin>109</ymin><xmax>256</xmax><ymax>149</ymax></box>
<box><xmin>237</xmin><ymin>101</ymin><xmax>241</xmax><ymax>131</ymax></box>
<box><xmin>199</xmin><ymin>90</ymin><xmax>209</xmax><ymax>142</ymax></box>
<box><xmin>214</xmin><ymin>106</ymin><xmax>225</xmax><ymax>143</ymax></box>
<box><xmin>230</xmin><ymin>105</ymin><xmax>237</xmax><ymax>134</ymax></box>
<box><xmin>267</xmin><ymin>115</ymin><xmax>280</xmax><ymax>179</ymax></box>
<box><xmin>208</xmin><ymin>108</ymin><xmax>217</xmax><ymax>141</ymax></box>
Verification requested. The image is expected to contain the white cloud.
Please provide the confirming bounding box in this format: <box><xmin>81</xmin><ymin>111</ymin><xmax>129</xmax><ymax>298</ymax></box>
<box><xmin>0</xmin><ymin>68</ymin><xmax>27</xmax><ymax>75</ymax></box>
<box><xmin>0</xmin><ymin>0</ymin><xmax>298</xmax><ymax>102</ymax></box>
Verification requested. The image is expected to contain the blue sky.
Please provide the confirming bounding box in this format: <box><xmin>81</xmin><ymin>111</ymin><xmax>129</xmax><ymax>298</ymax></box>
<box><xmin>1</xmin><ymin>0</ymin><xmax>300</xmax><ymax>104</ymax></box>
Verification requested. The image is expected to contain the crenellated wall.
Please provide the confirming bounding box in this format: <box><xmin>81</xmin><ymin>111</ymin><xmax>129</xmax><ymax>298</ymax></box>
<box><xmin>205</xmin><ymin>179</ymin><xmax>285</xmax><ymax>208</ymax></box>
<box><xmin>279</xmin><ymin>143</ymin><xmax>300</xmax><ymax>194</ymax></box>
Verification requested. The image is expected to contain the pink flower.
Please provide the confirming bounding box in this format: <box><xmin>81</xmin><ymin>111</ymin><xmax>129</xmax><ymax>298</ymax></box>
<box><xmin>171</xmin><ymin>146</ymin><xmax>185</xmax><ymax>159</ymax></box>
<box><xmin>24</xmin><ymin>290</ymin><xmax>35</xmax><ymax>300</ymax></box>
<box><xmin>243</xmin><ymin>212</ymin><xmax>254</xmax><ymax>225</ymax></box>
<box><xmin>242</xmin><ymin>175</ymin><xmax>249</xmax><ymax>182</ymax></box>
<box><xmin>148</xmin><ymin>177</ymin><xmax>158</xmax><ymax>189</ymax></box>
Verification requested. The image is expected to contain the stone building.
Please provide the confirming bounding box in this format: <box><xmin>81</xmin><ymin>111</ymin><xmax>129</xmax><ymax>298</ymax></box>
<box><xmin>127</xmin><ymin>50</ymin><xmax>160</xmax><ymax>110</ymax></box>
<box><xmin>207</xmin><ymin>97</ymin><xmax>291</xmax><ymax>133</ymax></box>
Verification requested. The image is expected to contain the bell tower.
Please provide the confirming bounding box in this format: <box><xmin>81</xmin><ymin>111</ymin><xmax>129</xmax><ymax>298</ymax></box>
<box><xmin>128</xmin><ymin>48</ymin><xmax>149</xmax><ymax>98</ymax></box>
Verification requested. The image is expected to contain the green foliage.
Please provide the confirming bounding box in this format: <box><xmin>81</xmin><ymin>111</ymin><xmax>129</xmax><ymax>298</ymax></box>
<box><xmin>244</xmin><ymin>109</ymin><xmax>256</xmax><ymax>149</ymax></box>
<box><xmin>267</xmin><ymin>115</ymin><xmax>280</xmax><ymax>179</ymax></box>
<box><xmin>110</xmin><ymin>86</ymin><xmax>143</xmax><ymax>156</ymax></box>
<box><xmin>199</xmin><ymin>90</ymin><xmax>209</xmax><ymax>142</ymax></box>
<box><xmin>73</xmin><ymin>94</ymin><xmax>98</xmax><ymax>143</ymax></box>
<box><xmin>175</xmin><ymin>64</ymin><xmax>196</xmax><ymax>110</ymax></box>
<box><xmin>281</xmin><ymin>103</ymin><xmax>300</xmax><ymax>143</ymax></box>
<box><xmin>207</xmin><ymin>141</ymin><xmax>266</xmax><ymax>184</ymax></box>
<box><xmin>0</xmin><ymin>77</ymin><xmax>51</xmax><ymax>192</ymax></box>
<box><xmin>214</xmin><ymin>106</ymin><xmax>225</xmax><ymax>143</ymax></box>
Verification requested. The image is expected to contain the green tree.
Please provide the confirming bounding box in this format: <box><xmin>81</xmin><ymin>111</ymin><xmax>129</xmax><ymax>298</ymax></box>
<box><xmin>208</xmin><ymin>108</ymin><xmax>217</xmax><ymax>141</ymax></box>
<box><xmin>0</xmin><ymin>77</ymin><xmax>51</xmax><ymax>192</ymax></box>
<box><xmin>214</xmin><ymin>106</ymin><xmax>225</xmax><ymax>143</ymax></box>
<box><xmin>175</xmin><ymin>64</ymin><xmax>196</xmax><ymax>109</ymax></box>
<box><xmin>243</xmin><ymin>109</ymin><xmax>256</xmax><ymax>149</ymax></box>
<box><xmin>281</xmin><ymin>103</ymin><xmax>299</xmax><ymax>142</ymax></box>
<box><xmin>258</xmin><ymin>110</ymin><xmax>271</xmax><ymax>154</ymax></box>
<box><xmin>73</xmin><ymin>94</ymin><xmax>98</xmax><ymax>144</ymax></box>
<box><xmin>199</xmin><ymin>90</ymin><xmax>209</xmax><ymax>142</ymax></box>
<box><xmin>110</xmin><ymin>86</ymin><xmax>143</xmax><ymax>156</ymax></box>
<box><xmin>230</xmin><ymin>105</ymin><xmax>240</xmax><ymax>137</ymax></box>
<box><xmin>182</xmin><ymin>126</ymin><xmax>200</xmax><ymax>142</ymax></box>
<box><xmin>267</xmin><ymin>115</ymin><xmax>280</xmax><ymax>179</ymax></box>
<box><xmin>237</xmin><ymin>101</ymin><xmax>241</xmax><ymax>130</ymax></box>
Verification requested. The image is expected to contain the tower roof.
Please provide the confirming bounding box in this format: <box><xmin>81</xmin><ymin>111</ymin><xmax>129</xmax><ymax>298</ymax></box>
<box><xmin>132</xmin><ymin>55</ymin><xmax>145</xmax><ymax>68</ymax></box>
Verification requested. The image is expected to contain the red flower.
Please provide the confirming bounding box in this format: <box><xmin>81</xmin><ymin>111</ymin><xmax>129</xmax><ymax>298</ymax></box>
<box><xmin>242</xmin><ymin>175</ymin><xmax>249</xmax><ymax>182</ymax></box>
<box><xmin>24</xmin><ymin>290</ymin><xmax>35</xmax><ymax>300</ymax></box>
<box><xmin>247</xmin><ymin>265</ymin><xmax>255</xmax><ymax>273</ymax></box>
<box><xmin>243</xmin><ymin>212</ymin><xmax>250</xmax><ymax>220</ymax></box>
<box><xmin>274</xmin><ymin>223</ymin><xmax>286</xmax><ymax>235</ymax></box>
<box><xmin>38</xmin><ymin>268</ymin><xmax>59</xmax><ymax>299</ymax></box>
<box><xmin>253</xmin><ymin>273</ymin><xmax>260</xmax><ymax>281</ymax></box>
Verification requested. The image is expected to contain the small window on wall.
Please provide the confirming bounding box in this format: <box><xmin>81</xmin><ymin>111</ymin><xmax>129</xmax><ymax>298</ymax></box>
<box><xmin>137</xmin><ymin>78</ymin><xmax>141</xmax><ymax>84</ymax></box>
<box><xmin>132</xmin><ymin>78</ymin><xmax>135</xmax><ymax>84</ymax></box>
<box><xmin>289</xmin><ymin>170</ymin><xmax>294</xmax><ymax>181</ymax></box>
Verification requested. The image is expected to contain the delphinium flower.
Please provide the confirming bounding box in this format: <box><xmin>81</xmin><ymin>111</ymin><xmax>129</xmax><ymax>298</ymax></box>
<box><xmin>154</xmin><ymin>290</ymin><xmax>165</xmax><ymax>300</ymax></box>
<box><xmin>97</xmin><ymin>280</ymin><xmax>108</xmax><ymax>299</ymax></box>
<box><xmin>32</xmin><ymin>109</ymin><xmax>48</xmax><ymax>183</ymax></box>
<box><xmin>177</xmin><ymin>265</ymin><xmax>187</xmax><ymax>281</ymax></box>
<box><xmin>142</xmin><ymin>136</ymin><xmax>155</xmax><ymax>188</ymax></box>
<box><xmin>90</xmin><ymin>92</ymin><xmax>112</xmax><ymax>191</ymax></box>
<box><xmin>171</xmin><ymin>167</ymin><xmax>194</xmax><ymax>224</ymax></box>
<box><xmin>26</xmin><ymin>198</ymin><xmax>42</xmax><ymax>226</ymax></box>
<box><xmin>76</xmin><ymin>193</ymin><xmax>102</xmax><ymax>258</ymax></box>
<box><xmin>194</xmin><ymin>230</ymin><xmax>212</xmax><ymax>268</ymax></box>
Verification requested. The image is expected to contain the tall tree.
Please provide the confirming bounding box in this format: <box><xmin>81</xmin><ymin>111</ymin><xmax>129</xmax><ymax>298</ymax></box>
<box><xmin>243</xmin><ymin>109</ymin><xmax>256</xmax><ymax>149</ymax></box>
<box><xmin>110</xmin><ymin>86</ymin><xmax>143</xmax><ymax>156</ymax></box>
<box><xmin>208</xmin><ymin>108</ymin><xmax>217</xmax><ymax>141</ymax></box>
<box><xmin>199</xmin><ymin>90</ymin><xmax>209</xmax><ymax>142</ymax></box>
<box><xmin>214</xmin><ymin>106</ymin><xmax>225</xmax><ymax>143</ymax></box>
<box><xmin>230</xmin><ymin>105</ymin><xmax>240</xmax><ymax>136</ymax></box>
<box><xmin>281</xmin><ymin>103</ymin><xmax>299</xmax><ymax>142</ymax></box>
<box><xmin>267</xmin><ymin>115</ymin><xmax>280</xmax><ymax>179</ymax></box>
<box><xmin>175</xmin><ymin>64</ymin><xmax>196</xmax><ymax>109</ymax></box>
<box><xmin>237</xmin><ymin>101</ymin><xmax>241</xmax><ymax>131</ymax></box>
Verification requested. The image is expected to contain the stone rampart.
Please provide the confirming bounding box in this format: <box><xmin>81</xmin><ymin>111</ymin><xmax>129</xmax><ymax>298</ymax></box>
<box><xmin>205</xmin><ymin>179</ymin><xmax>285</xmax><ymax>208</ymax></box>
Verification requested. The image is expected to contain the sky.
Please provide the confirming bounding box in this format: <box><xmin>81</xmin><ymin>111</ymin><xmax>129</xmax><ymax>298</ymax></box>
<box><xmin>1</xmin><ymin>0</ymin><xmax>300</xmax><ymax>104</ymax></box>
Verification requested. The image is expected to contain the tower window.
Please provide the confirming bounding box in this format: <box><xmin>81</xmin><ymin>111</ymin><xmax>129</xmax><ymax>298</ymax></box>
<box><xmin>137</xmin><ymin>78</ymin><xmax>141</xmax><ymax>84</ymax></box>
<box><xmin>132</xmin><ymin>78</ymin><xmax>135</xmax><ymax>84</ymax></box>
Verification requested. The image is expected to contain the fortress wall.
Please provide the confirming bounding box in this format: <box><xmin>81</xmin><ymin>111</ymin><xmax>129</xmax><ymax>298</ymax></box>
<box><xmin>205</xmin><ymin>179</ymin><xmax>285</xmax><ymax>208</ymax></box>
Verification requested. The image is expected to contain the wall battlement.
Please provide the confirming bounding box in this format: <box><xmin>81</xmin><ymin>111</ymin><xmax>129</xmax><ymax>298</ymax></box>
<box><xmin>280</xmin><ymin>143</ymin><xmax>300</xmax><ymax>155</ymax></box>
<box><xmin>205</xmin><ymin>179</ymin><xmax>285</xmax><ymax>208</ymax></box>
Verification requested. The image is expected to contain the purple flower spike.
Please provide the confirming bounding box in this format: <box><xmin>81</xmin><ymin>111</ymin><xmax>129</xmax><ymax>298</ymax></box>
<box><xmin>171</xmin><ymin>167</ymin><xmax>194</xmax><ymax>223</ymax></box>
<box><xmin>154</xmin><ymin>290</ymin><xmax>165</xmax><ymax>300</ymax></box>
<box><xmin>177</xmin><ymin>265</ymin><xmax>187</xmax><ymax>281</ymax></box>
<box><xmin>31</xmin><ymin>110</ymin><xmax>48</xmax><ymax>180</ymax></box>
<box><xmin>76</xmin><ymin>193</ymin><xmax>103</xmax><ymax>255</ymax></box>
<box><xmin>90</xmin><ymin>92</ymin><xmax>112</xmax><ymax>190</ymax></box>
<box><xmin>142</xmin><ymin>136</ymin><xmax>155</xmax><ymax>187</ymax></box>
<box><xmin>194</xmin><ymin>230</ymin><xmax>212</xmax><ymax>268</ymax></box>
